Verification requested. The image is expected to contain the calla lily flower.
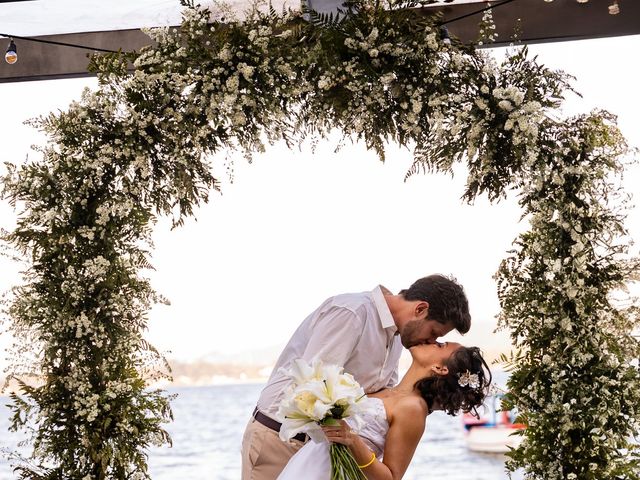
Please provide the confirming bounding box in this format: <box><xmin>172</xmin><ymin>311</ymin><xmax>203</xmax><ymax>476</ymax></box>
<box><xmin>276</xmin><ymin>358</ymin><xmax>377</xmax><ymax>443</ymax></box>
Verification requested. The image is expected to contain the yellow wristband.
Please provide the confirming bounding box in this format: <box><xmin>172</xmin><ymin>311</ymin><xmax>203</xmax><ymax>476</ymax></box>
<box><xmin>357</xmin><ymin>451</ymin><xmax>376</xmax><ymax>469</ymax></box>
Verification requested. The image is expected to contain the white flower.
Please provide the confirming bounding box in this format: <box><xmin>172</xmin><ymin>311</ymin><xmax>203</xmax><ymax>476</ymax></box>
<box><xmin>498</xmin><ymin>100</ymin><xmax>514</xmax><ymax>111</ymax></box>
<box><xmin>276</xmin><ymin>359</ymin><xmax>375</xmax><ymax>442</ymax></box>
<box><xmin>367</xmin><ymin>27</ymin><xmax>379</xmax><ymax>43</ymax></box>
<box><xmin>231</xmin><ymin>111</ymin><xmax>246</xmax><ymax>126</ymax></box>
<box><xmin>344</xmin><ymin>38</ymin><xmax>357</xmax><ymax>49</ymax></box>
<box><xmin>426</xmin><ymin>32</ymin><xmax>438</xmax><ymax>50</ymax></box>
<box><xmin>474</xmin><ymin>98</ymin><xmax>488</xmax><ymax>110</ymax></box>
<box><xmin>218</xmin><ymin>47</ymin><xmax>232</xmax><ymax>62</ymax></box>
<box><xmin>380</xmin><ymin>73</ymin><xmax>395</xmax><ymax>86</ymax></box>
<box><xmin>523</xmin><ymin>101</ymin><xmax>542</xmax><ymax>113</ymax></box>
<box><xmin>458</xmin><ymin>370</ymin><xmax>480</xmax><ymax>389</ymax></box>
<box><xmin>283</xmin><ymin>358</ymin><xmax>324</xmax><ymax>385</ymax></box>
<box><xmin>222</xmin><ymin>93</ymin><xmax>237</xmax><ymax>107</ymax></box>
<box><xmin>238</xmin><ymin>63</ymin><xmax>255</xmax><ymax>80</ymax></box>
<box><xmin>226</xmin><ymin>75</ymin><xmax>240</xmax><ymax>92</ymax></box>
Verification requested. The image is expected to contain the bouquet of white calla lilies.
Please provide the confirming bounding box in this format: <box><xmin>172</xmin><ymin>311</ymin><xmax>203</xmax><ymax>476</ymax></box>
<box><xmin>276</xmin><ymin>359</ymin><xmax>376</xmax><ymax>479</ymax></box>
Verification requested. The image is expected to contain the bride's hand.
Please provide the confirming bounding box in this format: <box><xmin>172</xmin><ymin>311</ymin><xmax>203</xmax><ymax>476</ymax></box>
<box><xmin>321</xmin><ymin>420</ymin><xmax>357</xmax><ymax>447</ymax></box>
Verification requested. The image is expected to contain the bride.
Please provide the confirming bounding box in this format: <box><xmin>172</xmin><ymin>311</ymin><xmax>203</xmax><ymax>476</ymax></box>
<box><xmin>278</xmin><ymin>342</ymin><xmax>491</xmax><ymax>479</ymax></box>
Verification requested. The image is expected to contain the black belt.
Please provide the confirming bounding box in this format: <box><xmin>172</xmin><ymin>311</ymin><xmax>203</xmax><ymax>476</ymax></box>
<box><xmin>252</xmin><ymin>407</ymin><xmax>308</xmax><ymax>443</ymax></box>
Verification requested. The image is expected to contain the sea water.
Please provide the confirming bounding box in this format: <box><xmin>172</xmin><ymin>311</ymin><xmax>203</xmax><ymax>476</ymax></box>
<box><xmin>1</xmin><ymin>384</ymin><xmax>520</xmax><ymax>479</ymax></box>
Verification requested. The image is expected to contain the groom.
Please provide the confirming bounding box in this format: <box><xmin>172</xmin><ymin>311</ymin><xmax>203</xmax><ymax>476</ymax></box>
<box><xmin>241</xmin><ymin>274</ymin><xmax>471</xmax><ymax>480</ymax></box>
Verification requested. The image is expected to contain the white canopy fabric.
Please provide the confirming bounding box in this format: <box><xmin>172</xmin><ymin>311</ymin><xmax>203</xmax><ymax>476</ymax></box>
<box><xmin>0</xmin><ymin>0</ymin><xmax>480</xmax><ymax>37</ymax></box>
<box><xmin>1</xmin><ymin>0</ymin><xmax>185</xmax><ymax>37</ymax></box>
<box><xmin>0</xmin><ymin>0</ymin><xmax>301</xmax><ymax>37</ymax></box>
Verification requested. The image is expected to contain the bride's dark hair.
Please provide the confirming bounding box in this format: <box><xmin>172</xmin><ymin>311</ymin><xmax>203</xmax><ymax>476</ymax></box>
<box><xmin>415</xmin><ymin>346</ymin><xmax>491</xmax><ymax>417</ymax></box>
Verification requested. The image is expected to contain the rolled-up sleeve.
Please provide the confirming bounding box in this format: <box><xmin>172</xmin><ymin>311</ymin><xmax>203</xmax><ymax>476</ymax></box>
<box><xmin>301</xmin><ymin>306</ymin><xmax>364</xmax><ymax>366</ymax></box>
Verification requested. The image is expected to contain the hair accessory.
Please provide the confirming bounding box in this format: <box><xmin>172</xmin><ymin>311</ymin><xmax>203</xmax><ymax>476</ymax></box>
<box><xmin>458</xmin><ymin>370</ymin><xmax>480</xmax><ymax>389</ymax></box>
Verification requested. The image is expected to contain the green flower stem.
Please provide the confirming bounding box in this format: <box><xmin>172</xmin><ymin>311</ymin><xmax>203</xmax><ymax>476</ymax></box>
<box><xmin>330</xmin><ymin>444</ymin><xmax>367</xmax><ymax>480</ymax></box>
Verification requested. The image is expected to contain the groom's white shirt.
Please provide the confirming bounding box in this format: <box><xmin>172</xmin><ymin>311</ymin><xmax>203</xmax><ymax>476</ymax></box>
<box><xmin>257</xmin><ymin>285</ymin><xmax>402</xmax><ymax>419</ymax></box>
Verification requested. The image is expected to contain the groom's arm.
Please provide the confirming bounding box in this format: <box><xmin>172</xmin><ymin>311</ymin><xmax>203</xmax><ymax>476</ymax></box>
<box><xmin>301</xmin><ymin>306</ymin><xmax>363</xmax><ymax>366</ymax></box>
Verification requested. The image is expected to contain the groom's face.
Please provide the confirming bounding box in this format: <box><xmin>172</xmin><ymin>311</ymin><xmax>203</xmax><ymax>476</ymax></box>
<box><xmin>399</xmin><ymin>318</ymin><xmax>454</xmax><ymax>349</ymax></box>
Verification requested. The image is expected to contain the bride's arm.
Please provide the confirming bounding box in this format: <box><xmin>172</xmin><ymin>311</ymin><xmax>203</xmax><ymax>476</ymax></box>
<box><xmin>323</xmin><ymin>398</ymin><xmax>426</xmax><ymax>480</ymax></box>
<box><xmin>378</xmin><ymin>398</ymin><xmax>427</xmax><ymax>479</ymax></box>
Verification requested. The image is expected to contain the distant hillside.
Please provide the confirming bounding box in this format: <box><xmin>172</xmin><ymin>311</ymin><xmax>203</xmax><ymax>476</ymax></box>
<box><xmin>167</xmin><ymin>360</ymin><xmax>272</xmax><ymax>386</ymax></box>
<box><xmin>2</xmin><ymin>345</ymin><xmax>514</xmax><ymax>391</ymax></box>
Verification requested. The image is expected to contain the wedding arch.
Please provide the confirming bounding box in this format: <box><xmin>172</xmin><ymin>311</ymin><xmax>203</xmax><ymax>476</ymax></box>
<box><xmin>2</xmin><ymin>1</ymin><xmax>639</xmax><ymax>479</ymax></box>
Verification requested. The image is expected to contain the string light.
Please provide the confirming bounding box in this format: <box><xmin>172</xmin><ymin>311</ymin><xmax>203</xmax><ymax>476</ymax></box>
<box><xmin>608</xmin><ymin>1</ymin><xmax>620</xmax><ymax>14</ymax></box>
<box><xmin>5</xmin><ymin>38</ymin><xmax>17</xmax><ymax>64</ymax></box>
<box><xmin>0</xmin><ymin>32</ymin><xmax>119</xmax><ymax>55</ymax></box>
<box><xmin>439</xmin><ymin>0</ymin><xmax>518</xmax><ymax>27</ymax></box>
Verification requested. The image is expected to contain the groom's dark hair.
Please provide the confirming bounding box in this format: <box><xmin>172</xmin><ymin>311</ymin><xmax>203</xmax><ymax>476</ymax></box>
<box><xmin>399</xmin><ymin>274</ymin><xmax>471</xmax><ymax>334</ymax></box>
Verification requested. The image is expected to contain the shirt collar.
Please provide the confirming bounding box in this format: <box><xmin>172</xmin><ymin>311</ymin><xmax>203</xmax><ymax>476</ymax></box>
<box><xmin>372</xmin><ymin>285</ymin><xmax>397</xmax><ymax>333</ymax></box>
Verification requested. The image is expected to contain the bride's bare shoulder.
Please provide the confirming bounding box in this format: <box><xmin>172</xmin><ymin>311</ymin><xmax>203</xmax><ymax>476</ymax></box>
<box><xmin>386</xmin><ymin>395</ymin><xmax>428</xmax><ymax>425</ymax></box>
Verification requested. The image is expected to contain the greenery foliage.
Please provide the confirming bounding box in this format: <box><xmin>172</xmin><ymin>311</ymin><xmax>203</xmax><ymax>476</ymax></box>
<box><xmin>0</xmin><ymin>0</ymin><xmax>638</xmax><ymax>478</ymax></box>
<box><xmin>496</xmin><ymin>112</ymin><xmax>640</xmax><ymax>479</ymax></box>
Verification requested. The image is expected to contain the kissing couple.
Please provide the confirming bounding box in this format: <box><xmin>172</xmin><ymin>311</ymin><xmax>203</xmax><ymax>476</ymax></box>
<box><xmin>241</xmin><ymin>274</ymin><xmax>491</xmax><ymax>479</ymax></box>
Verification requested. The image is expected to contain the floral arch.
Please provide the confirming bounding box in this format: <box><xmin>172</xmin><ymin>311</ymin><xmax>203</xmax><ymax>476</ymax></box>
<box><xmin>1</xmin><ymin>1</ymin><xmax>639</xmax><ymax>479</ymax></box>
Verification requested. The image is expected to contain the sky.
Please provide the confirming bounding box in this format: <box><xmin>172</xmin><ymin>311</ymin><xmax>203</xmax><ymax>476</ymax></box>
<box><xmin>0</xmin><ymin>30</ymin><xmax>639</xmax><ymax>368</ymax></box>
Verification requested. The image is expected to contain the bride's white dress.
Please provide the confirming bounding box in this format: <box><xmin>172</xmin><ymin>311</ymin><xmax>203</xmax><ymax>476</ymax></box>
<box><xmin>277</xmin><ymin>397</ymin><xmax>389</xmax><ymax>479</ymax></box>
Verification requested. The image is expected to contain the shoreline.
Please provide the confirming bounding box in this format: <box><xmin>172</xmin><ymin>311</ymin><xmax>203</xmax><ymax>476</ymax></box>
<box><xmin>1</xmin><ymin>377</ymin><xmax>269</xmax><ymax>397</ymax></box>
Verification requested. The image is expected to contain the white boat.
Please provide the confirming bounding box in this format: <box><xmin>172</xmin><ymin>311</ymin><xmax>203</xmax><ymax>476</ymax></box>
<box><xmin>465</xmin><ymin>424</ymin><xmax>524</xmax><ymax>453</ymax></box>
<box><xmin>463</xmin><ymin>395</ymin><xmax>525</xmax><ymax>454</ymax></box>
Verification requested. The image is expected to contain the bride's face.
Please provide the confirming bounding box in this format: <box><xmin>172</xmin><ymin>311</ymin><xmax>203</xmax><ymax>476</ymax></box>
<box><xmin>409</xmin><ymin>341</ymin><xmax>462</xmax><ymax>371</ymax></box>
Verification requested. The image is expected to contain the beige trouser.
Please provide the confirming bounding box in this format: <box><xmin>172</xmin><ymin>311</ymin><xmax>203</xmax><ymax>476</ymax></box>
<box><xmin>241</xmin><ymin>416</ymin><xmax>306</xmax><ymax>480</ymax></box>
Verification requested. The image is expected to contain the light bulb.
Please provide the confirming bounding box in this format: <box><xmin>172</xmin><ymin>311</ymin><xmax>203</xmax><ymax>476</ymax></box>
<box><xmin>608</xmin><ymin>1</ymin><xmax>620</xmax><ymax>14</ymax></box>
<box><xmin>544</xmin><ymin>0</ymin><xmax>554</xmax><ymax>3</ymax></box>
<box><xmin>5</xmin><ymin>40</ymin><xmax>17</xmax><ymax>64</ymax></box>
<box><xmin>576</xmin><ymin>0</ymin><xmax>589</xmax><ymax>3</ymax></box>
